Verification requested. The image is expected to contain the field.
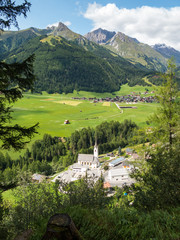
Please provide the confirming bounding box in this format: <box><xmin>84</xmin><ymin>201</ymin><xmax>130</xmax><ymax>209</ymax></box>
<box><xmin>5</xmin><ymin>84</ymin><xmax>159</xmax><ymax>159</ymax></box>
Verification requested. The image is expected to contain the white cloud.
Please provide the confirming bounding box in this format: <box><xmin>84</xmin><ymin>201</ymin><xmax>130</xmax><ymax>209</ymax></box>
<box><xmin>63</xmin><ymin>21</ymin><xmax>71</xmax><ymax>27</ymax></box>
<box><xmin>47</xmin><ymin>21</ymin><xmax>71</xmax><ymax>28</ymax></box>
<box><xmin>83</xmin><ymin>3</ymin><xmax>180</xmax><ymax>51</ymax></box>
<box><xmin>47</xmin><ymin>22</ymin><xmax>59</xmax><ymax>28</ymax></box>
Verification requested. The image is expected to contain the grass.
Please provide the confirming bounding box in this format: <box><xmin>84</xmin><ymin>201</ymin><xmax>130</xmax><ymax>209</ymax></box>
<box><xmin>3</xmin><ymin>85</ymin><xmax>159</xmax><ymax>159</ymax></box>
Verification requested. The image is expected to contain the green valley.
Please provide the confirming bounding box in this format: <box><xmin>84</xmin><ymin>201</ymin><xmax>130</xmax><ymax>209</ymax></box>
<box><xmin>5</xmin><ymin>85</ymin><xmax>158</xmax><ymax>159</ymax></box>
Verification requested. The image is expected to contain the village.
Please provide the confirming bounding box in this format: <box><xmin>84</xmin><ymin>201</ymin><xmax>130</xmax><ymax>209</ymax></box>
<box><xmin>72</xmin><ymin>91</ymin><xmax>156</xmax><ymax>104</ymax></box>
<box><xmin>32</xmin><ymin>143</ymin><xmax>138</xmax><ymax>190</ymax></box>
<box><xmin>30</xmin><ymin>144</ymin><xmax>138</xmax><ymax>191</ymax></box>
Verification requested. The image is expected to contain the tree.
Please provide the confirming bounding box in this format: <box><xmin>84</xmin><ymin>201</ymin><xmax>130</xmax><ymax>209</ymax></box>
<box><xmin>60</xmin><ymin>175</ymin><xmax>107</xmax><ymax>208</ymax></box>
<box><xmin>0</xmin><ymin>1</ymin><xmax>39</xmax><ymax>150</ymax></box>
<box><xmin>2</xmin><ymin>182</ymin><xmax>62</xmax><ymax>239</ymax></box>
<box><xmin>131</xmin><ymin>59</ymin><xmax>180</xmax><ymax>210</ymax></box>
<box><xmin>150</xmin><ymin>59</ymin><xmax>180</xmax><ymax>148</ymax></box>
<box><xmin>0</xmin><ymin>0</ymin><xmax>31</xmax><ymax>30</ymax></box>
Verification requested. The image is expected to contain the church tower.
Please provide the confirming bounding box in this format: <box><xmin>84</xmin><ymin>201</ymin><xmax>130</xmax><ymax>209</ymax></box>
<box><xmin>94</xmin><ymin>140</ymin><xmax>98</xmax><ymax>158</ymax></box>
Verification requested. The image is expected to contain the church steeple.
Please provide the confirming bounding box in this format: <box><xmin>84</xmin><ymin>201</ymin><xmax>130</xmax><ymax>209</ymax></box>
<box><xmin>94</xmin><ymin>138</ymin><xmax>98</xmax><ymax>158</ymax></box>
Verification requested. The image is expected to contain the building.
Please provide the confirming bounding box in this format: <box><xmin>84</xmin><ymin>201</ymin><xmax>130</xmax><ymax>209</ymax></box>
<box><xmin>121</xmin><ymin>160</ymin><xmax>134</xmax><ymax>170</ymax></box>
<box><xmin>108</xmin><ymin>168</ymin><xmax>131</xmax><ymax>182</ymax></box>
<box><xmin>64</xmin><ymin>120</ymin><xmax>70</xmax><ymax>124</ymax></box>
<box><xmin>125</xmin><ymin>148</ymin><xmax>134</xmax><ymax>155</ymax></box>
<box><xmin>77</xmin><ymin>142</ymin><xmax>100</xmax><ymax>169</ymax></box>
<box><xmin>109</xmin><ymin>157</ymin><xmax>125</xmax><ymax>167</ymax></box>
<box><xmin>106</xmin><ymin>152</ymin><xmax>115</xmax><ymax>159</ymax></box>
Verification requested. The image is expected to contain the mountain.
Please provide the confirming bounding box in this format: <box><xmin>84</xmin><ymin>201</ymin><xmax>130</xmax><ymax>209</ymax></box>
<box><xmin>1</xmin><ymin>23</ymin><xmax>150</xmax><ymax>94</ymax></box>
<box><xmin>153</xmin><ymin>44</ymin><xmax>180</xmax><ymax>65</ymax></box>
<box><xmin>85</xmin><ymin>29</ymin><xmax>167</xmax><ymax>72</ymax></box>
<box><xmin>0</xmin><ymin>27</ymin><xmax>51</xmax><ymax>57</ymax></box>
<box><xmin>47</xmin><ymin>22</ymin><xmax>84</xmax><ymax>42</ymax></box>
<box><xmin>84</xmin><ymin>28</ymin><xmax>116</xmax><ymax>44</ymax></box>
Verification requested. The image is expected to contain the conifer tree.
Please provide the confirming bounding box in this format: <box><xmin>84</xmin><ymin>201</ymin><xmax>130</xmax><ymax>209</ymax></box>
<box><xmin>0</xmin><ymin>1</ymin><xmax>39</xmax><ymax>150</ymax></box>
<box><xmin>131</xmin><ymin>59</ymin><xmax>180</xmax><ymax>210</ymax></box>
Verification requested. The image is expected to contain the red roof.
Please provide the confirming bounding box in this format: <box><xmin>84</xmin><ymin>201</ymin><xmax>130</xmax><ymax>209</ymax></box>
<box><xmin>103</xmin><ymin>182</ymin><xmax>111</xmax><ymax>188</ymax></box>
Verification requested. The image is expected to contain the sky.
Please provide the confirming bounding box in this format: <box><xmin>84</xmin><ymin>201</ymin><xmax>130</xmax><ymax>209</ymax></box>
<box><xmin>15</xmin><ymin>0</ymin><xmax>180</xmax><ymax>50</ymax></box>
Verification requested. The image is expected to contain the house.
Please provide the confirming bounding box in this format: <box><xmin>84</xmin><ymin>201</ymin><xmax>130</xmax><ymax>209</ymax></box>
<box><xmin>103</xmin><ymin>182</ymin><xmax>111</xmax><ymax>189</ymax></box>
<box><xmin>125</xmin><ymin>148</ymin><xmax>134</xmax><ymax>155</ymax></box>
<box><xmin>103</xmin><ymin>182</ymin><xmax>113</xmax><ymax>192</ymax></box>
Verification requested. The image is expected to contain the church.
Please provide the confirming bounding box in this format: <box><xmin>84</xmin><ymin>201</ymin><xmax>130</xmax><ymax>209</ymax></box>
<box><xmin>77</xmin><ymin>142</ymin><xmax>100</xmax><ymax>169</ymax></box>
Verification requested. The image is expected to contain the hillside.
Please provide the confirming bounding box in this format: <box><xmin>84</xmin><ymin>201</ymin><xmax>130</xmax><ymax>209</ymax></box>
<box><xmin>153</xmin><ymin>43</ymin><xmax>180</xmax><ymax>65</ymax></box>
<box><xmin>85</xmin><ymin>28</ymin><xmax>167</xmax><ymax>72</ymax></box>
<box><xmin>0</xmin><ymin>23</ymin><xmax>150</xmax><ymax>93</ymax></box>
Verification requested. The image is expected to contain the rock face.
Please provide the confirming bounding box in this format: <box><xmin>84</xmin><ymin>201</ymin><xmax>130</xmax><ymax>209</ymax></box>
<box><xmin>41</xmin><ymin>213</ymin><xmax>83</xmax><ymax>240</ymax></box>
<box><xmin>85</xmin><ymin>28</ymin><xmax>116</xmax><ymax>44</ymax></box>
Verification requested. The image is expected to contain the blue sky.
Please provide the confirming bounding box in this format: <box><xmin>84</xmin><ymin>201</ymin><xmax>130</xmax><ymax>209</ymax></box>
<box><xmin>15</xmin><ymin>0</ymin><xmax>180</xmax><ymax>50</ymax></box>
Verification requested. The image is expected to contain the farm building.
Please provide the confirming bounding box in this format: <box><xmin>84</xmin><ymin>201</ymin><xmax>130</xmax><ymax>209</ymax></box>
<box><xmin>109</xmin><ymin>157</ymin><xmax>125</xmax><ymax>167</ymax></box>
<box><xmin>64</xmin><ymin>120</ymin><xmax>70</xmax><ymax>124</ymax></box>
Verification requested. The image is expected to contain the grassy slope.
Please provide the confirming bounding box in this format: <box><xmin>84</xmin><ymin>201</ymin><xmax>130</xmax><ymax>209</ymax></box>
<box><xmin>4</xmin><ymin>84</ymin><xmax>158</xmax><ymax>159</ymax></box>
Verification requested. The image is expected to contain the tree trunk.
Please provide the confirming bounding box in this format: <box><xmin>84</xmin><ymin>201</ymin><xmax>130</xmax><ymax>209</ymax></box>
<box><xmin>41</xmin><ymin>213</ymin><xmax>83</xmax><ymax>240</ymax></box>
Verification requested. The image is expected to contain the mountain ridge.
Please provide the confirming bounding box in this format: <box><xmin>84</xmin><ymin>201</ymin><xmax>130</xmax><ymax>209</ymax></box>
<box><xmin>153</xmin><ymin>43</ymin><xmax>180</xmax><ymax>65</ymax></box>
<box><xmin>1</xmin><ymin>22</ymin><xmax>172</xmax><ymax>94</ymax></box>
<box><xmin>85</xmin><ymin>28</ymin><xmax>167</xmax><ymax>71</ymax></box>
<box><xmin>1</xmin><ymin>25</ymin><xmax>149</xmax><ymax>94</ymax></box>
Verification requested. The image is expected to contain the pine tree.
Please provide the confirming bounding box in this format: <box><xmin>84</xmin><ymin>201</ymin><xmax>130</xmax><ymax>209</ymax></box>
<box><xmin>0</xmin><ymin>0</ymin><xmax>31</xmax><ymax>30</ymax></box>
<box><xmin>131</xmin><ymin>59</ymin><xmax>180</xmax><ymax>210</ymax></box>
<box><xmin>0</xmin><ymin>1</ymin><xmax>39</xmax><ymax>150</ymax></box>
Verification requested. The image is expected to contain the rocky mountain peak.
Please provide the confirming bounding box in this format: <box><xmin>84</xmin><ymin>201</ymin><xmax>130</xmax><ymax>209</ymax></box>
<box><xmin>84</xmin><ymin>28</ymin><xmax>116</xmax><ymax>44</ymax></box>
<box><xmin>47</xmin><ymin>22</ymin><xmax>69</xmax><ymax>33</ymax></box>
<box><xmin>56</xmin><ymin>22</ymin><xmax>69</xmax><ymax>31</ymax></box>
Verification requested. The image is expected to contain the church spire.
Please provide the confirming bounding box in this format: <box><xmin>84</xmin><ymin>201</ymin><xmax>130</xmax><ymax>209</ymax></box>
<box><xmin>94</xmin><ymin>138</ymin><xmax>98</xmax><ymax>158</ymax></box>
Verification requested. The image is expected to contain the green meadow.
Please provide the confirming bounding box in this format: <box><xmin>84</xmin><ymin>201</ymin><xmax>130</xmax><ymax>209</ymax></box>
<box><xmin>6</xmin><ymin>84</ymin><xmax>159</xmax><ymax>159</ymax></box>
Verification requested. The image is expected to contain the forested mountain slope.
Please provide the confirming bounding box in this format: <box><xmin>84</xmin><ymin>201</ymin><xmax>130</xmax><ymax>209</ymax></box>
<box><xmin>1</xmin><ymin>25</ymin><xmax>150</xmax><ymax>93</ymax></box>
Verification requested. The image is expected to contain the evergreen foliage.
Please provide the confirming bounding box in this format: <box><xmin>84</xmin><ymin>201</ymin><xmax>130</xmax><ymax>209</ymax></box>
<box><xmin>130</xmin><ymin>59</ymin><xmax>180</xmax><ymax>210</ymax></box>
<box><xmin>0</xmin><ymin>0</ymin><xmax>39</xmax><ymax>151</ymax></box>
<box><xmin>0</xmin><ymin>55</ymin><xmax>39</xmax><ymax>150</ymax></box>
<box><xmin>1</xmin><ymin>180</ymin><xmax>180</xmax><ymax>240</ymax></box>
<box><xmin>0</xmin><ymin>0</ymin><xmax>31</xmax><ymax>30</ymax></box>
